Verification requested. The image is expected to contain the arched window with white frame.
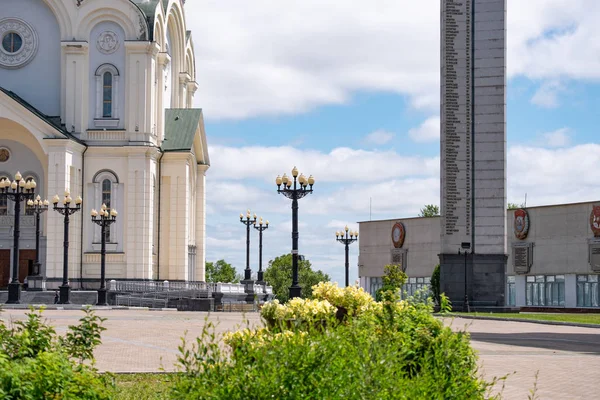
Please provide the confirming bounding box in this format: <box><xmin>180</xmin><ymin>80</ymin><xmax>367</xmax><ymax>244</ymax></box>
<box><xmin>92</xmin><ymin>170</ymin><xmax>119</xmax><ymax>250</ymax></box>
<box><xmin>94</xmin><ymin>64</ymin><xmax>120</xmax><ymax>128</ymax></box>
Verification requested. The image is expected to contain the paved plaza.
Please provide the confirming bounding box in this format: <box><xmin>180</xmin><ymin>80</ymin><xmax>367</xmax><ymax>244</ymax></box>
<box><xmin>1</xmin><ymin>310</ymin><xmax>599</xmax><ymax>399</ymax></box>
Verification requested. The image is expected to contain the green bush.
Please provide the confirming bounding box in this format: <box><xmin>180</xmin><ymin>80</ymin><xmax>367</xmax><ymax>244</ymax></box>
<box><xmin>0</xmin><ymin>307</ymin><xmax>113</xmax><ymax>399</ymax></box>
<box><xmin>171</xmin><ymin>283</ymin><xmax>498</xmax><ymax>399</ymax></box>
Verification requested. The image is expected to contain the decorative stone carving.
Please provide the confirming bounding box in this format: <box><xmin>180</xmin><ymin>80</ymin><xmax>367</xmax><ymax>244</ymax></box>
<box><xmin>0</xmin><ymin>18</ymin><xmax>38</xmax><ymax>69</ymax></box>
<box><xmin>590</xmin><ymin>206</ymin><xmax>600</xmax><ymax>238</ymax></box>
<box><xmin>96</xmin><ymin>31</ymin><xmax>120</xmax><ymax>55</ymax></box>
<box><xmin>513</xmin><ymin>209</ymin><xmax>530</xmax><ymax>240</ymax></box>
<box><xmin>391</xmin><ymin>222</ymin><xmax>406</xmax><ymax>249</ymax></box>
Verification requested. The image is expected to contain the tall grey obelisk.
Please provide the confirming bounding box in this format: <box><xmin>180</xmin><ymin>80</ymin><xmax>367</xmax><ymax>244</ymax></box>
<box><xmin>439</xmin><ymin>0</ymin><xmax>507</xmax><ymax>310</ymax></box>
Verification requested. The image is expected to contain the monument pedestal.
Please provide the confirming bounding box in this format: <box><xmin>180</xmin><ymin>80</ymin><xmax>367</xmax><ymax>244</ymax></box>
<box><xmin>439</xmin><ymin>253</ymin><xmax>507</xmax><ymax>311</ymax></box>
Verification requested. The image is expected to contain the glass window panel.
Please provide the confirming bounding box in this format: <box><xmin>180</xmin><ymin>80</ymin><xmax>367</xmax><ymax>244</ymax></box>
<box><xmin>2</xmin><ymin>33</ymin><xmax>22</xmax><ymax>53</ymax></box>
<box><xmin>103</xmin><ymin>71</ymin><xmax>112</xmax><ymax>86</ymax></box>
<box><xmin>547</xmin><ymin>276</ymin><xmax>555</xmax><ymax>283</ymax></box>
<box><xmin>527</xmin><ymin>276</ymin><xmax>535</xmax><ymax>282</ymax></box>
<box><xmin>545</xmin><ymin>283</ymin><xmax>552</xmax><ymax>306</ymax></box>
<box><xmin>536</xmin><ymin>275</ymin><xmax>545</xmax><ymax>283</ymax></box>
<box><xmin>590</xmin><ymin>275</ymin><xmax>599</xmax><ymax>283</ymax></box>
<box><xmin>577</xmin><ymin>282</ymin><xmax>584</xmax><ymax>307</ymax></box>
<box><xmin>409</xmin><ymin>277</ymin><xmax>416</xmax><ymax>283</ymax></box>
<box><xmin>424</xmin><ymin>277</ymin><xmax>431</xmax><ymax>284</ymax></box>
<box><xmin>526</xmin><ymin>283</ymin><xmax>532</xmax><ymax>305</ymax></box>
<box><xmin>558</xmin><ymin>283</ymin><xmax>565</xmax><ymax>307</ymax></box>
<box><xmin>556</xmin><ymin>275</ymin><xmax>565</xmax><ymax>282</ymax></box>
<box><xmin>584</xmin><ymin>283</ymin><xmax>590</xmax><ymax>307</ymax></box>
<box><xmin>103</xmin><ymin>87</ymin><xmax>112</xmax><ymax>98</ymax></box>
<box><xmin>532</xmin><ymin>284</ymin><xmax>538</xmax><ymax>306</ymax></box>
<box><xmin>103</xmin><ymin>103</ymin><xmax>111</xmax><ymax>118</ymax></box>
<box><xmin>578</xmin><ymin>275</ymin><xmax>587</xmax><ymax>282</ymax></box>
<box><xmin>592</xmin><ymin>283</ymin><xmax>599</xmax><ymax>307</ymax></box>
<box><xmin>507</xmin><ymin>276</ymin><xmax>515</xmax><ymax>284</ymax></box>
<box><xmin>417</xmin><ymin>277</ymin><xmax>423</xmax><ymax>283</ymax></box>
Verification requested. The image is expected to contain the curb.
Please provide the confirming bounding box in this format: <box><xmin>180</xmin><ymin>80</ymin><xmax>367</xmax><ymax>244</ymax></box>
<box><xmin>437</xmin><ymin>314</ymin><xmax>600</xmax><ymax>329</ymax></box>
<box><xmin>0</xmin><ymin>305</ymin><xmax>155</xmax><ymax>311</ymax></box>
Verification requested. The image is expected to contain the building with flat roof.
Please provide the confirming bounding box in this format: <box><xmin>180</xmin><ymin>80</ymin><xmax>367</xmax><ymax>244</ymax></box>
<box><xmin>358</xmin><ymin>200</ymin><xmax>600</xmax><ymax>308</ymax></box>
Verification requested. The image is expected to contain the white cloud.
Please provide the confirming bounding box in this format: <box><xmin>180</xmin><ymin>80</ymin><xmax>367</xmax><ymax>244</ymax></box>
<box><xmin>207</xmin><ymin>144</ymin><xmax>439</xmax><ymax>183</ymax></box>
<box><xmin>408</xmin><ymin>116</ymin><xmax>440</xmax><ymax>143</ymax></box>
<box><xmin>364</xmin><ymin>130</ymin><xmax>395</xmax><ymax>145</ymax></box>
<box><xmin>530</xmin><ymin>80</ymin><xmax>566</xmax><ymax>108</ymax></box>
<box><xmin>540</xmin><ymin>127</ymin><xmax>572</xmax><ymax>147</ymax></box>
<box><xmin>184</xmin><ymin>0</ymin><xmax>600</xmax><ymax>120</ymax></box>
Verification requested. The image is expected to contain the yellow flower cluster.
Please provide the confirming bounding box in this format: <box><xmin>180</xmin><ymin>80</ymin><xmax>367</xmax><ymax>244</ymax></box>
<box><xmin>312</xmin><ymin>281</ymin><xmax>375</xmax><ymax>315</ymax></box>
<box><xmin>261</xmin><ymin>297</ymin><xmax>336</xmax><ymax>323</ymax></box>
<box><xmin>223</xmin><ymin>326</ymin><xmax>308</xmax><ymax>351</ymax></box>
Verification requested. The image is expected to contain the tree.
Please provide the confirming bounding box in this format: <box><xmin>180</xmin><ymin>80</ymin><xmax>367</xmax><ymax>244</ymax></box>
<box><xmin>264</xmin><ymin>254</ymin><xmax>330</xmax><ymax>303</ymax></box>
<box><xmin>375</xmin><ymin>264</ymin><xmax>407</xmax><ymax>302</ymax></box>
<box><xmin>418</xmin><ymin>204</ymin><xmax>440</xmax><ymax>217</ymax></box>
<box><xmin>507</xmin><ymin>202</ymin><xmax>524</xmax><ymax>210</ymax></box>
<box><xmin>205</xmin><ymin>259</ymin><xmax>240</xmax><ymax>283</ymax></box>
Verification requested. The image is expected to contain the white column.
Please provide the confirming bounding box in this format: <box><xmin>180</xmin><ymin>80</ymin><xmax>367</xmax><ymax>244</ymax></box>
<box><xmin>195</xmin><ymin>164</ymin><xmax>208</xmax><ymax>282</ymax></box>
<box><xmin>125</xmin><ymin>42</ymin><xmax>153</xmax><ymax>136</ymax></box>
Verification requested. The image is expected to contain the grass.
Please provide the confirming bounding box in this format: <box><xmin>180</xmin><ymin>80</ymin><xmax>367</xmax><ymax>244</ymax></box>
<box><xmin>449</xmin><ymin>312</ymin><xmax>600</xmax><ymax>325</ymax></box>
<box><xmin>112</xmin><ymin>373</ymin><xmax>173</xmax><ymax>400</ymax></box>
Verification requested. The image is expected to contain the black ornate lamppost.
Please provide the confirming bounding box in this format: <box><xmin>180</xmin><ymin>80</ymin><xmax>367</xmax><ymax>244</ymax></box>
<box><xmin>239</xmin><ymin>210</ymin><xmax>257</xmax><ymax>282</ymax></box>
<box><xmin>276</xmin><ymin>166</ymin><xmax>315</xmax><ymax>299</ymax></box>
<box><xmin>335</xmin><ymin>226</ymin><xmax>358</xmax><ymax>287</ymax></box>
<box><xmin>253</xmin><ymin>217</ymin><xmax>269</xmax><ymax>283</ymax></box>
<box><xmin>52</xmin><ymin>190</ymin><xmax>82</xmax><ymax>304</ymax></box>
<box><xmin>0</xmin><ymin>172</ymin><xmax>36</xmax><ymax>304</ymax></box>
<box><xmin>91</xmin><ymin>204</ymin><xmax>117</xmax><ymax>306</ymax></box>
<box><xmin>26</xmin><ymin>195</ymin><xmax>49</xmax><ymax>277</ymax></box>
<box><xmin>458</xmin><ymin>242</ymin><xmax>472</xmax><ymax>312</ymax></box>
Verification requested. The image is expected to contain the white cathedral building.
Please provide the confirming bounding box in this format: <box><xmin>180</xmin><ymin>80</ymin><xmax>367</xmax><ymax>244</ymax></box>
<box><xmin>0</xmin><ymin>0</ymin><xmax>209</xmax><ymax>289</ymax></box>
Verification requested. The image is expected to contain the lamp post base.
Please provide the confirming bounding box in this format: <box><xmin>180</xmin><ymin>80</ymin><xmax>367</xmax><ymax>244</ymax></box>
<box><xmin>97</xmin><ymin>288</ymin><xmax>108</xmax><ymax>306</ymax></box>
<box><xmin>289</xmin><ymin>284</ymin><xmax>302</xmax><ymax>299</ymax></box>
<box><xmin>7</xmin><ymin>282</ymin><xmax>21</xmax><ymax>304</ymax></box>
<box><xmin>257</xmin><ymin>270</ymin><xmax>264</xmax><ymax>283</ymax></box>
<box><xmin>58</xmin><ymin>285</ymin><xmax>71</xmax><ymax>304</ymax></box>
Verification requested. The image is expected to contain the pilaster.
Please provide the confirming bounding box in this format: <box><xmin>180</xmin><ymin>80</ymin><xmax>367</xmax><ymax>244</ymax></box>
<box><xmin>62</xmin><ymin>42</ymin><xmax>89</xmax><ymax>135</ymax></box>
<box><xmin>124</xmin><ymin>42</ymin><xmax>154</xmax><ymax>137</ymax></box>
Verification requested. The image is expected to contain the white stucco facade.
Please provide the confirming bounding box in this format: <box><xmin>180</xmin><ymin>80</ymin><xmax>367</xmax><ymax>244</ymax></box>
<box><xmin>0</xmin><ymin>0</ymin><xmax>209</xmax><ymax>288</ymax></box>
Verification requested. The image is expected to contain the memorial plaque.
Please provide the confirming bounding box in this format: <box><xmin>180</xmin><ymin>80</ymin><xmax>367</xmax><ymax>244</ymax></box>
<box><xmin>589</xmin><ymin>240</ymin><xmax>600</xmax><ymax>272</ymax></box>
<box><xmin>513</xmin><ymin>242</ymin><xmax>533</xmax><ymax>274</ymax></box>
<box><xmin>441</xmin><ymin>0</ymin><xmax>506</xmax><ymax>255</ymax></box>
<box><xmin>390</xmin><ymin>248</ymin><xmax>408</xmax><ymax>272</ymax></box>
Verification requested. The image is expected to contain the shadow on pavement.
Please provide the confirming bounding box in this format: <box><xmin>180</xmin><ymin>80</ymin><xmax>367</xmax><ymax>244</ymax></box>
<box><xmin>469</xmin><ymin>332</ymin><xmax>600</xmax><ymax>355</ymax></box>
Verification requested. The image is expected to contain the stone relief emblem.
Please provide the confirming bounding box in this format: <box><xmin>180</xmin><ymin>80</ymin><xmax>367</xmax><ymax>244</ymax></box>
<box><xmin>0</xmin><ymin>18</ymin><xmax>38</xmax><ymax>69</ymax></box>
<box><xmin>591</xmin><ymin>206</ymin><xmax>600</xmax><ymax>238</ymax></box>
<box><xmin>96</xmin><ymin>31</ymin><xmax>120</xmax><ymax>55</ymax></box>
<box><xmin>513</xmin><ymin>208</ymin><xmax>530</xmax><ymax>240</ymax></box>
<box><xmin>391</xmin><ymin>222</ymin><xmax>406</xmax><ymax>249</ymax></box>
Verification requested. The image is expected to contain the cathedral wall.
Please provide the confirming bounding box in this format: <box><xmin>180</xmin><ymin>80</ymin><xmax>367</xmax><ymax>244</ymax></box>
<box><xmin>0</xmin><ymin>0</ymin><xmax>61</xmax><ymax>116</ymax></box>
<box><xmin>87</xmin><ymin>21</ymin><xmax>127</xmax><ymax>130</ymax></box>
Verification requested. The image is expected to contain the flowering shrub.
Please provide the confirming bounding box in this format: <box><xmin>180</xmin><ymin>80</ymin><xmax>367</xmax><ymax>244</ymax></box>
<box><xmin>260</xmin><ymin>297</ymin><xmax>336</xmax><ymax>328</ymax></box>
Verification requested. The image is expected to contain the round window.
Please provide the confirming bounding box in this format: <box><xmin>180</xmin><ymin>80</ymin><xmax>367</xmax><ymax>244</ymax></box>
<box><xmin>2</xmin><ymin>32</ymin><xmax>23</xmax><ymax>54</ymax></box>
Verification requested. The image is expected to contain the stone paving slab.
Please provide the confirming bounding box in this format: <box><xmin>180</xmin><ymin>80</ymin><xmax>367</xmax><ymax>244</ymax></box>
<box><xmin>1</xmin><ymin>310</ymin><xmax>599</xmax><ymax>399</ymax></box>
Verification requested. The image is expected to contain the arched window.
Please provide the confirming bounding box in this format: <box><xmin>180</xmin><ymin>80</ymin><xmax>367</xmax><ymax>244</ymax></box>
<box><xmin>0</xmin><ymin>176</ymin><xmax>7</xmax><ymax>216</ymax></box>
<box><xmin>103</xmin><ymin>72</ymin><xmax>113</xmax><ymax>118</ymax></box>
<box><xmin>94</xmin><ymin>64</ymin><xmax>119</xmax><ymax>128</ymax></box>
<box><xmin>92</xmin><ymin>170</ymin><xmax>119</xmax><ymax>247</ymax></box>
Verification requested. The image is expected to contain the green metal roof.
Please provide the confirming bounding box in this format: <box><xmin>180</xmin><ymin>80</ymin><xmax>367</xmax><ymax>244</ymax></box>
<box><xmin>162</xmin><ymin>109</ymin><xmax>202</xmax><ymax>152</ymax></box>
<box><xmin>0</xmin><ymin>87</ymin><xmax>84</xmax><ymax>145</ymax></box>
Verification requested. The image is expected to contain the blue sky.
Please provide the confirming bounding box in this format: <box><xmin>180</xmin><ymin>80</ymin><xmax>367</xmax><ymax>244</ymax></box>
<box><xmin>184</xmin><ymin>0</ymin><xmax>600</xmax><ymax>285</ymax></box>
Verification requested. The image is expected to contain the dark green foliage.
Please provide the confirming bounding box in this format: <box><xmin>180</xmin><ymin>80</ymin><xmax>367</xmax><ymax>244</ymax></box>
<box><xmin>205</xmin><ymin>259</ymin><xmax>240</xmax><ymax>283</ymax></box>
<box><xmin>0</xmin><ymin>307</ymin><xmax>113</xmax><ymax>399</ymax></box>
<box><xmin>507</xmin><ymin>202</ymin><xmax>524</xmax><ymax>210</ymax></box>
<box><xmin>431</xmin><ymin>264</ymin><xmax>441</xmax><ymax>305</ymax></box>
<box><xmin>263</xmin><ymin>253</ymin><xmax>330</xmax><ymax>303</ymax></box>
<box><xmin>419</xmin><ymin>204</ymin><xmax>440</xmax><ymax>217</ymax></box>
